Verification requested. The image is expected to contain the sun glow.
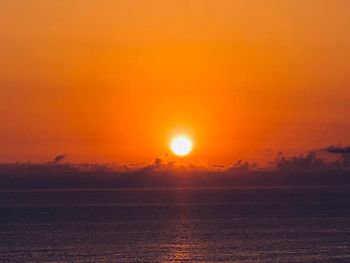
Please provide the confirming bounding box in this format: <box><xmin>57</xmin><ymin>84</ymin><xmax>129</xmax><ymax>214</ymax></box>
<box><xmin>170</xmin><ymin>136</ymin><xmax>193</xmax><ymax>157</ymax></box>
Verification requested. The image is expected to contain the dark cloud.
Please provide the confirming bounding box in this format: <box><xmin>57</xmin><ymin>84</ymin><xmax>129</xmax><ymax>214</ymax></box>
<box><xmin>53</xmin><ymin>154</ymin><xmax>66</xmax><ymax>163</ymax></box>
<box><xmin>274</xmin><ymin>151</ymin><xmax>343</xmax><ymax>171</ymax></box>
<box><xmin>1</xmin><ymin>146</ymin><xmax>350</xmax><ymax>190</ymax></box>
<box><xmin>323</xmin><ymin>145</ymin><xmax>350</xmax><ymax>154</ymax></box>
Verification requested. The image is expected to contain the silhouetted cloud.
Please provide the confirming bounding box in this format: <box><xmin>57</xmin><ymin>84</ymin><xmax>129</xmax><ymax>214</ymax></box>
<box><xmin>154</xmin><ymin>158</ymin><xmax>162</xmax><ymax>167</ymax></box>
<box><xmin>0</xmin><ymin>146</ymin><xmax>350</xmax><ymax>190</ymax></box>
<box><xmin>323</xmin><ymin>145</ymin><xmax>350</xmax><ymax>154</ymax></box>
<box><xmin>275</xmin><ymin>152</ymin><xmax>326</xmax><ymax>171</ymax></box>
<box><xmin>53</xmin><ymin>154</ymin><xmax>66</xmax><ymax>163</ymax></box>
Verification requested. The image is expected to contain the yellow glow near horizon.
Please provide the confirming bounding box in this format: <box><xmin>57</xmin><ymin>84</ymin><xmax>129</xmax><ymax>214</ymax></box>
<box><xmin>170</xmin><ymin>136</ymin><xmax>193</xmax><ymax>157</ymax></box>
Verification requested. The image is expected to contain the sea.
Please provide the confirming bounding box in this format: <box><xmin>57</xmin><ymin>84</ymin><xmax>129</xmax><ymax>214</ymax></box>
<box><xmin>0</xmin><ymin>186</ymin><xmax>349</xmax><ymax>262</ymax></box>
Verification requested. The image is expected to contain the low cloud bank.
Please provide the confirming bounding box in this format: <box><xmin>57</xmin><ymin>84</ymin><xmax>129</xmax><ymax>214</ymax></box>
<box><xmin>0</xmin><ymin>145</ymin><xmax>350</xmax><ymax>189</ymax></box>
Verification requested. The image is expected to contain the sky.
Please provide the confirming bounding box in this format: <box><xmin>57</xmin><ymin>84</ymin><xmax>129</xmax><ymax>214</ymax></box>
<box><xmin>1</xmin><ymin>0</ymin><xmax>350</xmax><ymax>164</ymax></box>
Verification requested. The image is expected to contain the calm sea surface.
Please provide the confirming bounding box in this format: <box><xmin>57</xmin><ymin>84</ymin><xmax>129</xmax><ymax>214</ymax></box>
<box><xmin>0</xmin><ymin>186</ymin><xmax>350</xmax><ymax>262</ymax></box>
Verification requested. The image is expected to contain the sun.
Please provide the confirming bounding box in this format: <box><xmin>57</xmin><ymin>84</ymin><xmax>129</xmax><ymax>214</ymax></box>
<box><xmin>170</xmin><ymin>136</ymin><xmax>193</xmax><ymax>156</ymax></box>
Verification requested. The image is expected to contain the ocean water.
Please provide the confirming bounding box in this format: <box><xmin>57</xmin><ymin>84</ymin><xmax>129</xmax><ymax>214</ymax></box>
<box><xmin>0</xmin><ymin>187</ymin><xmax>350</xmax><ymax>262</ymax></box>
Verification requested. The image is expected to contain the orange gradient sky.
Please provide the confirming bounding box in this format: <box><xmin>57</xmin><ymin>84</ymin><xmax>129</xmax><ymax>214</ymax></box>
<box><xmin>1</xmin><ymin>0</ymin><xmax>350</xmax><ymax>164</ymax></box>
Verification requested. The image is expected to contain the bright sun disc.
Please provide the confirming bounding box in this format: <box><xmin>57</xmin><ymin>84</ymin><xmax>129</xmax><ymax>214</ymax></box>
<box><xmin>170</xmin><ymin>136</ymin><xmax>193</xmax><ymax>156</ymax></box>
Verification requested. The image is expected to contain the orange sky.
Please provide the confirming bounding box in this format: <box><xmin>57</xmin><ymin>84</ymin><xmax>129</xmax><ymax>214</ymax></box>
<box><xmin>1</xmin><ymin>0</ymin><xmax>350</xmax><ymax>164</ymax></box>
